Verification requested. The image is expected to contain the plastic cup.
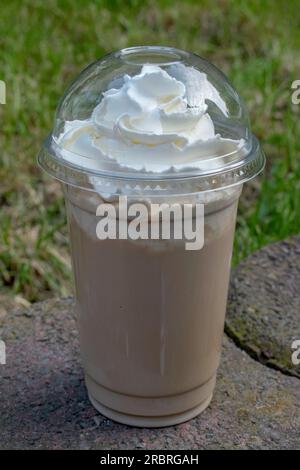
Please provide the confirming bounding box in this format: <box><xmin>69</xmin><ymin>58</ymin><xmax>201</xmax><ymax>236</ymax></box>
<box><xmin>38</xmin><ymin>47</ymin><xmax>265</xmax><ymax>427</ymax></box>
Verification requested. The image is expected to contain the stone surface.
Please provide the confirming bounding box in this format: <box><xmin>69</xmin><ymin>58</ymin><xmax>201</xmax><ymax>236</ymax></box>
<box><xmin>226</xmin><ymin>236</ymin><xmax>300</xmax><ymax>377</ymax></box>
<box><xmin>0</xmin><ymin>297</ymin><xmax>299</xmax><ymax>450</ymax></box>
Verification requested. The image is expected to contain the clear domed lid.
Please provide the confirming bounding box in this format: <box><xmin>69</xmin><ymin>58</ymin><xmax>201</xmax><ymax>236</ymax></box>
<box><xmin>38</xmin><ymin>46</ymin><xmax>265</xmax><ymax>193</ymax></box>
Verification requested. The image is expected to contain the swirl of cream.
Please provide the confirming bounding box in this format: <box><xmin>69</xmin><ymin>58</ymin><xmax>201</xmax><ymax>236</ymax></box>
<box><xmin>59</xmin><ymin>65</ymin><xmax>243</xmax><ymax>173</ymax></box>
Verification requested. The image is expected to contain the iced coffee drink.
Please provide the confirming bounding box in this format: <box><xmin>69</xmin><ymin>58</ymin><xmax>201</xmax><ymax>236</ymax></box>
<box><xmin>39</xmin><ymin>47</ymin><xmax>265</xmax><ymax>427</ymax></box>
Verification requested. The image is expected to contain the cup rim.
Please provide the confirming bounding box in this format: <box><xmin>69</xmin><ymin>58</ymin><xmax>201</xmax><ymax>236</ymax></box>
<box><xmin>38</xmin><ymin>134</ymin><xmax>265</xmax><ymax>195</ymax></box>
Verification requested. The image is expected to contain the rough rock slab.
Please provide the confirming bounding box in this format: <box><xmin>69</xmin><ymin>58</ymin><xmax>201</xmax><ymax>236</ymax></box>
<box><xmin>226</xmin><ymin>236</ymin><xmax>300</xmax><ymax>377</ymax></box>
<box><xmin>0</xmin><ymin>297</ymin><xmax>299</xmax><ymax>450</ymax></box>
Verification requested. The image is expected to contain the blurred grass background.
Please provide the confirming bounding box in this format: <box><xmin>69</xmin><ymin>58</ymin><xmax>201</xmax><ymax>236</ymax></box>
<box><xmin>0</xmin><ymin>0</ymin><xmax>300</xmax><ymax>312</ymax></box>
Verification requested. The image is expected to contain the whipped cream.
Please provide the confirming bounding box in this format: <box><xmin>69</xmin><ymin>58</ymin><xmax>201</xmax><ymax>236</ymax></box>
<box><xmin>58</xmin><ymin>64</ymin><xmax>243</xmax><ymax>174</ymax></box>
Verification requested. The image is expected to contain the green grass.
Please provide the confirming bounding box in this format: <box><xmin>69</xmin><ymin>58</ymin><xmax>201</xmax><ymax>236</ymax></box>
<box><xmin>0</xmin><ymin>0</ymin><xmax>300</xmax><ymax>308</ymax></box>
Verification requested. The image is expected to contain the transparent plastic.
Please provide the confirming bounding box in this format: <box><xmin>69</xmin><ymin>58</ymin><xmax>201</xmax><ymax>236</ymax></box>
<box><xmin>38</xmin><ymin>47</ymin><xmax>265</xmax><ymax>427</ymax></box>
<box><xmin>38</xmin><ymin>46</ymin><xmax>265</xmax><ymax>194</ymax></box>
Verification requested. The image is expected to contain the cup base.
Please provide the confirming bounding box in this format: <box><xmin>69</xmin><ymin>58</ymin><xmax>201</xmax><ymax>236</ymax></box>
<box><xmin>88</xmin><ymin>391</ymin><xmax>213</xmax><ymax>428</ymax></box>
<box><xmin>85</xmin><ymin>372</ymin><xmax>216</xmax><ymax>427</ymax></box>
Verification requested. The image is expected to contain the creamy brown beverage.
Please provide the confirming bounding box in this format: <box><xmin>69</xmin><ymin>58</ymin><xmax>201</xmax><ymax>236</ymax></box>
<box><xmin>63</xmin><ymin>184</ymin><xmax>240</xmax><ymax>426</ymax></box>
<box><xmin>38</xmin><ymin>47</ymin><xmax>265</xmax><ymax>427</ymax></box>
